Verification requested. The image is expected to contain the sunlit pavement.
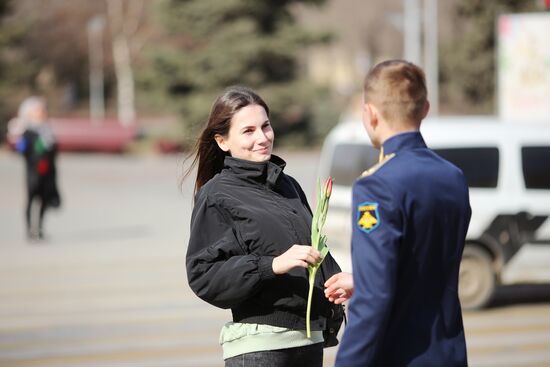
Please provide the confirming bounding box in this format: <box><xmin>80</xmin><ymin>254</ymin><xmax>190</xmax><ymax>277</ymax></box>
<box><xmin>1</xmin><ymin>151</ymin><xmax>550</xmax><ymax>367</ymax></box>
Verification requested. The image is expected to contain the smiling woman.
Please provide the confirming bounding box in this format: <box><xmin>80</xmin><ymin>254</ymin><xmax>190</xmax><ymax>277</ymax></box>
<box><xmin>214</xmin><ymin>104</ymin><xmax>274</xmax><ymax>163</ymax></box>
<box><xmin>183</xmin><ymin>86</ymin><xmax>343</xmax><ymax>367</ymax></box>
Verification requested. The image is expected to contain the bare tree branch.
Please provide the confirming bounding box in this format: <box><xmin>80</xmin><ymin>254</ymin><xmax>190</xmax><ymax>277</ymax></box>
<box><xmin>124</xmin><ymin>0</ymin><xmax>145</xmax><ymax>37</ymax></box>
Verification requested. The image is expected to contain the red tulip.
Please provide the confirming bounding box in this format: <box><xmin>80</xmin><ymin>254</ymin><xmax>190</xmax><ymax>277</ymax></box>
<box><xmin>324</xmin><ymin>177</ymin><xmax>333</xmax><ymax>199</ymax></box>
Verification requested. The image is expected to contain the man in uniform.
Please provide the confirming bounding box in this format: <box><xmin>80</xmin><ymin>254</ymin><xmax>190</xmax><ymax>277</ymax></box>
<box><xmin>324</xmin><ymin>59</ymin><xmax>471</xmax><ymax>366</ymax></box>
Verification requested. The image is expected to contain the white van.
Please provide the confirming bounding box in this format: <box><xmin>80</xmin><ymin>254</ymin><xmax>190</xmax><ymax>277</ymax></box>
<box><xmin>318</xmin><ymin>116</ymin><xmax>550</xmax><ymax>309</ymax></box>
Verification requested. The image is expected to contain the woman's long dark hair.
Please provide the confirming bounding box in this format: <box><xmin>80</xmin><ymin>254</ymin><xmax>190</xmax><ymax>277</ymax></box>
<box><xmin>184</xmin><ymin>86</ymin><xmax>270</xmax><ymax>196</ymax></box>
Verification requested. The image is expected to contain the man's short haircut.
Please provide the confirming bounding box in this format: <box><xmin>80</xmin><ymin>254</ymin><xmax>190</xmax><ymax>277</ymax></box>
<box><xmin>363</xmin><ymin>59</ymin><xmax>427</xmax><ymax>124</ymax></box>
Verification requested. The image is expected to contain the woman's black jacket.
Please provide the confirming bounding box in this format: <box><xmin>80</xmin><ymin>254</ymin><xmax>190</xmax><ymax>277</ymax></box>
<box><xmin>186</xmin><ymin>155</ymin><xmax>341</xmax><ymax>332</ymax></box>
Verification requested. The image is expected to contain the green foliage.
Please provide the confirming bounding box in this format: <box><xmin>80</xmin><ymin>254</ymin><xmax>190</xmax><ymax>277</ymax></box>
<box><xmin>142</xmin><ymin>0</ymin><xmax>330</xmax><ymax>144</ymax></box>
<box><xmin>440</xmin><ymin>0</ymin><xmax>538</xmax><ymax>113</ymax></box>
<box><xmin>0</xmin><ymin>0</ymin><xmax>36</xmax><ymax>139</ymax></box>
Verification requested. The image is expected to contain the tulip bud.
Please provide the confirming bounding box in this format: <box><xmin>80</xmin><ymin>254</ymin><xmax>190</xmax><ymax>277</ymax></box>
<box><xmin>324</xmin><ymin>177</ymin><xmax>333</xmax><ymax>199</ymax></box>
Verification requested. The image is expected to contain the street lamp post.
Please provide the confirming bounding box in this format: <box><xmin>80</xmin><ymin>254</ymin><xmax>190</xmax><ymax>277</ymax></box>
<box><xmin>403</xmin><ymin>0</ymin><xmax>439</xmax><ymax>116</ymax></box>
<box><xmin>423</xmin><ymin>0</ymin><xmax>438</xmax><ymax>116</ymax></box>
<box><xmin>404</xmin><ymin>0</ymin><xmax>421</xmax><ymax>65</ymax></box>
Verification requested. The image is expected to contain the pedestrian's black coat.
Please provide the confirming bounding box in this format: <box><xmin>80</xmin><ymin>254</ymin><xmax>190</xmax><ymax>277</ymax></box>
<box><xmin>186</xmin><ymin>155</ymin><xmax>341</xmax><ymax>331</ymax></box>
<box><xmin>20</xmin><ymin>129</ymin><xmax>60</xmax><ymax>207</ymax></box>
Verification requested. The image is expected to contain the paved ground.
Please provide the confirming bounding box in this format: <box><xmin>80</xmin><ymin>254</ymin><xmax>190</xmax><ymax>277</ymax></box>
<box><xmin>1</xmin><ymin>150</ymin><xmax>550</xmax><ymax>367</ymax></box>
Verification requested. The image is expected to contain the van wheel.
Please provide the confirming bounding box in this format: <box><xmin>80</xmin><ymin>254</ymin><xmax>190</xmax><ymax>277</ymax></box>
<box><xmin>459</xmin><ymin>245</ymin><xmax>495</xmax><ymax>310</ymax></box>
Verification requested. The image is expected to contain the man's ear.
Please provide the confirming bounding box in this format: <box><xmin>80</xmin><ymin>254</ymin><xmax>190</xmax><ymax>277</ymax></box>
<box><xmin>365</xmin><ymin>102</ymin><xmax>379</xmax><ymax>129</ymax></box>
<box><xmin>421</xmin><ymin>100</ymin><xmax>430</xmax><ymax>119</ymax></box>
<box><xmin>214</xmin><ymin>134</ymin><xmax>229</xmax><ymax>152</ymax></box>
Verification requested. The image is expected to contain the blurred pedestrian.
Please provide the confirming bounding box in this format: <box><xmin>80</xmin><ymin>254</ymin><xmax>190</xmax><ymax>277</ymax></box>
<box><xmin>185</xmin><ymin>86</ymin><xmax>342</xmax><ymax>367</ymax></box>
<box><xmin>15</xmin><ymin>96</ymin><xmax>61</xmax><ymax>241</ymax></box>
<box><xmin>324</xmin><ymin>60</ymin><xmax>471</xmax><ymax>366</ymax></box>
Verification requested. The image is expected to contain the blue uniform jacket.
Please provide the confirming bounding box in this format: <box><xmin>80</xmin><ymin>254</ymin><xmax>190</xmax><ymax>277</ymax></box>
<box><xmin>335</xmin><ymin>131</ymin><xmax>471</xmax><ymax>367</ymax></box>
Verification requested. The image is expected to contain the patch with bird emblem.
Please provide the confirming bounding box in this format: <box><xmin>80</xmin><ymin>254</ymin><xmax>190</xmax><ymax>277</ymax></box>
<box><xmin>357</xmin><ymin>201</ymin><xmax>380</xmax><ymax>233</ymax></box>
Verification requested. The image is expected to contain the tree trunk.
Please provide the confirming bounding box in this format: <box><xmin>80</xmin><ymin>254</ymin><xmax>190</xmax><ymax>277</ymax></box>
<box><xmin>112</xmin><ymin>34</ymin><xmax>135</xmax><ymax>125</ymax></box>
<box><xmin>106</xmin><ymin>0</ymin><xmax>143</xmax><ymax>126</ymax></box>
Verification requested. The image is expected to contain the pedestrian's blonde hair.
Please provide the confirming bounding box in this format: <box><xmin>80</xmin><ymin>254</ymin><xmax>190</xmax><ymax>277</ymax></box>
<box><xmin>18</xmin><ymin>96</ymin><xmax>46</xmax><ymax>122</ymax></box>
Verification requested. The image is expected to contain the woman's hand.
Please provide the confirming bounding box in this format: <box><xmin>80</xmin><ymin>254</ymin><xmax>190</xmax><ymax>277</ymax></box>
<box><xmin>324</xmin><ymin>272</ymin><xmax>353</xmax><ymax>304</ymax></box>
<box><xmin>272</xmin><ymin>245</ymin><xmax>322</xmax><ymax>275</ymax></box>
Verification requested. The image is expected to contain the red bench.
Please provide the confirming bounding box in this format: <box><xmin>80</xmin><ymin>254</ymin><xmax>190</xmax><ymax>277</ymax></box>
<box><xmin>7</xmin><ymin>118</ymin><xmax>138</xmax><ymax>153</ymax></box>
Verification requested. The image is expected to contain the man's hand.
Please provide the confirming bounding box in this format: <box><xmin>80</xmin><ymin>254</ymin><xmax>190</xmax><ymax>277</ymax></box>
<box><xmin>272</xmin><ymin>245</ymin><xmax>321</xmax><ymax>275</ymax></box>
<box><xmin>324</xmin><ymin>272</ymin><xmax>353</xmax><ymax>304</ymax></box>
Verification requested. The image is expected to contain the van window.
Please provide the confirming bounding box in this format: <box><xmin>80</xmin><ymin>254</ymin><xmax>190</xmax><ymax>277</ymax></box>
<box><xmin>434</xmin><ymin>148</ymin><xmax>499</xmax><ymax>188</ymax></box>
<box><xmin>330</xmin><ymin>143</ymin><xmax>379</xmax><ymax>186</ymax></box>
<box><xmin>522</xmin><ymin>146</ymin><xmax>550</xmax><ymax>189</ymax></box>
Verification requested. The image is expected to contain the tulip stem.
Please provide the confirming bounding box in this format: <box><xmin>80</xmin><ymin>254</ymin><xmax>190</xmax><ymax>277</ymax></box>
<box><xmin>306</xmin><ymin>266</ymin><xmax>317</xmax><ymax>338</ymax></box>
<box><xmin>306</xmin><ymin>177</ymin><xmax>333</xmax><ymax>338</ymax></box>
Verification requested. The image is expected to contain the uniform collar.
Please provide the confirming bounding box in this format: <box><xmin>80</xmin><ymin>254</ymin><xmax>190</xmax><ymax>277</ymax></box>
<box><xmin>223</xmin><ymin>154</ymin><xmax>286</xmax><ymax>189</ymax></box>
<box><xmin>382</xmin><ymin>130</ymin><xmax>426</xmax><ymax>156</ymax></box>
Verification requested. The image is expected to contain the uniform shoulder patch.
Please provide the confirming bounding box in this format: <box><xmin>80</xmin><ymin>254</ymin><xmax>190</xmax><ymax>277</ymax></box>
<box><xmin>357</xmin><ymin>201</ymin><xmax>380</xmax><ymax>233</ymax></box>
<box><xmin>360</xmin><ymin>153</ymin><xmax>396</xmax><ymax>178</ymax></box>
